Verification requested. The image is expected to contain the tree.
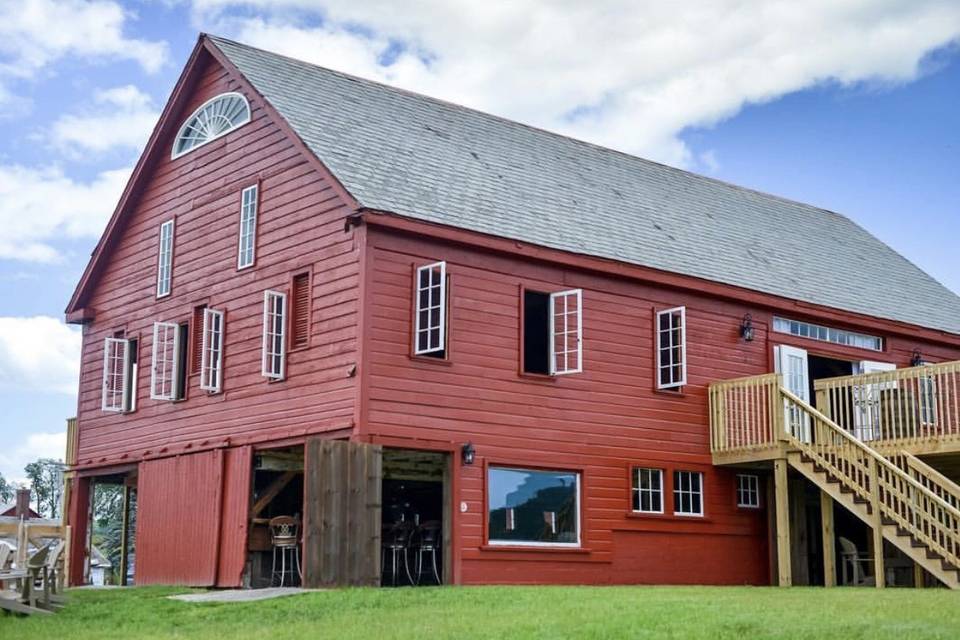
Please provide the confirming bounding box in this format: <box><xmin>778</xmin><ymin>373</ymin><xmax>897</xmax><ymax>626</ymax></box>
<box><xmin>0</xmin><ymin>472</ymin><xmax>13</xmax><ymax>504</ymax></box>
<box><xmin>24</xmin><ymin>458</ymin><xmax>64</xmax><ymax>518</ymax></box>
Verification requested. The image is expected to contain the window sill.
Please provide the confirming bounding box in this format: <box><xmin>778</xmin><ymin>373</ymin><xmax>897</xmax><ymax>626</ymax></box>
<box><xmin>654</xmin><ymin>388</ymin><xmax>686</xmax><ymax>398</ymax></box>
<box><xmin>410</xmin><ymin>354</ymin><xmax>453</xmax><ymax>366</ymax></box>
<box><xmin>480</xmin><ymin>544</ymin><xmax>591</xmax><ymax>554</ymax></box>
<box><xmin>518</xmin><ymin>371</ymin><xmax>557</xmax><ymax>382</ymax></box>
<box><xmin>624</xmin><ymin>511</ymin><xmax>712</xmax><ymax>523</ymax></box>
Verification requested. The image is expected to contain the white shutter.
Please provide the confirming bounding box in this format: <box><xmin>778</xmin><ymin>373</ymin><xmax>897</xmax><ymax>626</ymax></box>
<box><xmin>200</xmin><ymin>308</ymin><xmax>224</xmax><ymax>392</ymax></box>
<box><xmin>262</xmin><ymin>291</ymin><xmax>287</xmax><ymax>379</ymax></box>
<box><xmin>549</xmin><ymin>289</ymin><xmax>582</xmax><ymax>375</ymax></box>
<box><xmin>101</xmin><ymin>338</ymin><xmax>130</xmax><ymax>412</ymax></box>
<box><xmin>150</xmin><ymin>322</ymin><xmax>180</xmax><ymax>400</ymax></box>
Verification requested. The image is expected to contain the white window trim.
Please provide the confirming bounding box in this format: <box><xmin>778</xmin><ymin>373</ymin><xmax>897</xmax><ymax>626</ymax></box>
<box><xmin>632</xmin><ymin>467</ymin><xmax>665</xmax><ymax>514</ymax></box>
<box><xmin>171</xmin><ymin>92</ymin><xmax>252</xmax><ymax>160</ymax></box>
<box><xmin>200</xmin><ymin>308</ymin><xmax>225</xmax><ymax>393</ymax></box>
<box><xmin>150</xmin><ymin>322</ymin><xmax>181</xmax><ymax>401</ymax></box>
<box><xmin>237</xmin><ymin>185</ymin><xmax>258</xmax><ymax>269</ymax></box>
<box><xmin>549</xmin><ymin>289</ymin><xmax>583</xmax><ymax>375</ymax></box>
<box><xmin>156</xmin><ymin>219</ymin><xmax>175</xmax><ymax>298</ymax></box>
<box><xmin>101</xmin><ymin>338</ymin><xmax>130</xmax><ymax>413</ymax></box>
<box><xmin>673</xmin><ymin>470</ymin><xmax>704</xmax><ymax>517</ymax></box>
<box><xmin>262</xmin><ymin>290</ymin><xmax>287</xmax><ymax>380</ymax></box>
<box><xmin>736</xmin><ymin>473</ymin><xmax>761</xmax><ymax>509</ymax></box>
<box><xmin>487</xmin><ymin>467</ymin><xmax>582</xmax><ymax>548</ymax></box>
<box><xmin>656</xmin><ymin>306</ymin><xmax>687</xmax><ymax>389</ymax></box>
<box><xmin>413</xmin><ymin>261</ymin><xmax>446</xmax><ymax>355</ymax></box>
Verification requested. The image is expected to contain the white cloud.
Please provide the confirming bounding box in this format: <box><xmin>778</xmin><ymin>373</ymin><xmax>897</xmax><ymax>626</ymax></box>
<box><xmin>0</xmin><ymin>317</ymin><xmax>81</xmax><ymax>396</ymax></box>
<box><xmin>50</xmin><ymin>85</ymin><xmax>159</xmax><ymax>156</ymax></box>
<box><xmin>0</xmin><ymin>431</ymin><xmax>67</xmax><ymax>487</ymax></box>
<box><xmin>0</xmin><ymin>164</ymin><xmax>130</xmax><ymax>262</ymax></box>
<box><xmin>0</xmin><ymin>0</ymin><xmax>168</xmax><ymax>113</ymax></box>
<box><xmin>190</xmin><ymin>0</ymin><xmax>960</xmax><ymax>166</ymax></box>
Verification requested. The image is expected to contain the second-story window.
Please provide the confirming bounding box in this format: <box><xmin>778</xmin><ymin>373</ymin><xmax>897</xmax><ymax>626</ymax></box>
<box><xmin>156</xmin><ymin>219</ymin><xmax>174</xmax><ymax>298</ymax></box>
<box><xmin>656</xmin><ymin>307</ymin><xmax>686</xmax><ymax>389</ymax></box>
<box><xmin>413</xmin><ymin>261</ymin><xmax>446</xmax><ymax>357</ymax></box>
<box><xmin>102</xmin><ymin>336</ymin><xmax>137</xmax><ymax>413</ymax></box>
<box><xmin>237</xmin><ymin>185</ymin><xmax>258</xmax><ymax>269</ymax></box>
<box><xmin>523</xmin><ymin>288</ymin><xmax>582</xmax><ymax>375</ymax></box>
<box><xmin>200</xmin><ymin>308</ymin><xmax>225</xmax><ymax>392</ymax></box>
<box><xmin>262</xmin><ymin>290</ymin><xmax>286</xmax><ymax>379</ymax></box>
<box><xmin>151</xmin><ymin>321</ymin><xmax>187</xmax><ymax>401</ymax></box>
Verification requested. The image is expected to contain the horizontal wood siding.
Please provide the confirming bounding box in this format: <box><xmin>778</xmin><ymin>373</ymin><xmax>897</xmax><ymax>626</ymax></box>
<box><xmin>217</xmin><ymin>445</ymin><xmax>252</xmax><ymax>587</ymax></box>
<box><xmin>362</xmin><ymin>227</ymin><xmax>960</xmax><ymax>585</ymax></box>
<box><xmin>74</xmin><ymin>54</ymin><xmax>360</xmax><ymax>466</ymax></box>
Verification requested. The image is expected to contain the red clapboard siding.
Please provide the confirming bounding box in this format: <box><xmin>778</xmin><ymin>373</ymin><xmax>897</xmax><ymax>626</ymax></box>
<box><xmin>136</xmin><ymin>450</ymin><xmax>224</xmax><ymax>586</ymax></box>
<box><xmin>217</xmin><ymin>446</ymin><xmax>252</xmax><ymax>587</ymax></box>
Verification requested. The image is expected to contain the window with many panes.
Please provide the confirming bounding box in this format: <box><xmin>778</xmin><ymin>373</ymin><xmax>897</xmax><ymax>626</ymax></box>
<box><xmin>772</xmin><ymin>317</ymin><xmax>882</xmax><ymax>352</ymax></box>
<box><xmin>414</xmin><ymin>262</ymin><xmax>446</xmax><ymax>357</ymax></box>
<box><xmin>487</xmin><ymin>467</ymin><xmax>580</xmax><ymax>546</ymax></box>
<box><xmin>522</xmin><ymin>289</ymin><xmax>582</xmax><ymax>375</ymax></box>
<box><xmin>156</xmin><ymin>220</ymin><xmax>175</xmax><ymax>298</ymax></box>
<box><xmin>673</xmin><ymin>470</ymin><xmax>703</xmax><ymax>516</ymax></box>
<box><xmin>631</xmin><ymin>468</ymin><xmax>664</xmax><ymax>514</ymax></box>
<box><xmin>237</xmin><ymin>185</ymin><xmax>258</xmax><ymax>269</ymax></box>
<box><xmin>151</xmin><ymin>322</ymin><xmax>182</xmax><ymax>400</ymax></box>
<box><xmin>102</xmin><ymin>337</ymin><xmax>138</xmax><ymax>412</ymax></box>
<box><xmin>656</xmin><ymin>307</ymin><xmax>686</xmax><ymax>389</ymax></box>
<box><xmin>736</xmin><ymin>474</ymin><xmax>760</xmax><ymax>508</ymax></box>
<box><xmin>262</xmin><ymin>290</ymin><xmax>286</xmax><ymax>379</ymax></box>
<box><xmin>200</xmin><ymin>308</ymin><xmax>224</xmax><ymax>392</ymax></box>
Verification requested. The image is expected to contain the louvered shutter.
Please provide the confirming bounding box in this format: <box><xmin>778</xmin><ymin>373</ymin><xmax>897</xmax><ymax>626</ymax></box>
<box><xmin>291</xmin><ymin>272</ymin><xmax>310</xmax><ymax>348</ymax></box>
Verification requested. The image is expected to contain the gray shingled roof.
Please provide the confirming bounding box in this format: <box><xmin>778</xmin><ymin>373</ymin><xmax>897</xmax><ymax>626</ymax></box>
<box><xmin>211</xmin><ymin>36</ymin><xmax>960</xmax><ymax>335</ymax></box>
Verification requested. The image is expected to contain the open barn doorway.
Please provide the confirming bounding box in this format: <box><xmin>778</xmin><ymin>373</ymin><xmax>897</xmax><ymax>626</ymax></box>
<box><xmin>247</xmin><ymin>446</ymin><xmax>304</xmax><ymax>588</ymax></box>
<box><xmin>85</xmin><ymin>471</ymin><xmax>137</xmax><ymax>586</ymax></box>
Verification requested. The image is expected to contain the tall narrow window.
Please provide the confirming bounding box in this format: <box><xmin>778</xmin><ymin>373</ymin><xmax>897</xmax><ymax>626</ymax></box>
<box><xmin>262</xmin><ymin>290</ymin><xmax>286</xmax><ymax>379</ymax></box>
<box><xmin>237</xmin><ymin>185</ymin><xmax>258</xmax><ymax>269</ymax></box>
<box><xmin>102</xmin><ymin>338</ymin><xmax>130</xmax><ymax>412</ymax></box>
<box><xmin>413</xmin><ymin>261</ymin><xmax>446</xmax><ymax>357</ymax></box>
<box><xmin>290</xmin><ymin>272</ymin><xmax>310</xmax><ymax>348</ymax></box>
<box><xmin>200</xmin><ymin>308</ymin><xmax>225</xmax><ymax>392</ymax></box>
<box><xmin>656</xmin><ymin>307</ymin><xmax>686</xmax><ymax>389</ymax></box>
<box><xmin>150</xmin><ymin>322</ymin><xmax>180</xmax><ymax>400</ymax></box>
<box><xmin>632</xmin><ymin>468</ymin><xmax>664</xmax><ymax>514</ymax></box>
<box><xmin>156</xmin><ymin>220</ymin><xmax>174</xmax><ymax>298</ymax></box>
<box><xmin>673</xmin><ymin>470</ymin><xmax>704</xmax><ymax>516</ymax></box>
<box><xmin>522</xmin><ymin>288</ymin><xmax>583</xmax><ymax>375</ymax></box>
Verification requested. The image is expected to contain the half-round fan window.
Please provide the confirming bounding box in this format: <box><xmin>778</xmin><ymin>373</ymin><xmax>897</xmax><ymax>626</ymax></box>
<box><xmin>171</xmin><ymin>92</ymin><xmax>251</xmax><ymax>159</ymax></box>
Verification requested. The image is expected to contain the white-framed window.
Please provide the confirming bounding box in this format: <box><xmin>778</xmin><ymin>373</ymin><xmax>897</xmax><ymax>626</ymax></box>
<box><xmin>656</xmin><ymin>306</ymin><xmax>686</xmax><ymax>389</ymax></box>
<box><xmin>916</xmin><ymin>361</ymin><xmax>938</xmax><ymax>425</ymax></box>
<box><xmin>150</xmin><ymin>322</ymin><xmax>181</xmax><ymax>400</ymax></box>
<box><xmin>413</xmin><ymin>261</ymin><xmax>446</xmax><ymax>356</ymax></box>
<box><xmin>550</xmin><ymin>289</ymin><xmax>582</xmax><ymax>375</ymax></box>
<box><xmin>736</xmin><ymin>474</ymin><xmax>760</xmax><ymax>508</ymax></box>
<box><xmin>156</xmin><ymin>219</ymin><xmax>175</xmax><ymax>298</ymax></box>
<box><xmin>772</xmin><ymin>317</ymin><xmax>883</xmax><ymax>352</ymax></box>
<box><xmin>631</xmin><ymin>468</ymin><xmax>664</xmax><ymax>514</ymax></box>
<box><xmin>262</xmin><ymin>290</ymin><xmax>286</xmax><ymax>379</ymax></box>
<box><xmin>102</xmin><ymin>338</ymin><xmax>130</xmax><ymax>412</ymax></box>
<box><xmin>237</xmin><ymin>185</ymin><xmax>258</xmax><ymax>269</ymax></box>
<box><xmin>172</xmin><ymin>92</ymin><xmax>251</xmax><ymax>159</ymax></box>
<box><xmin>673</xmin><ymin>470</ymin><xmax>704</xmax><ymax>516</ymax></box>
<box><xmin>200</xmin><ymin>308</ymin><xmax>225</xmax><ymax>392</ymax></box>
<box><xmin>487</xmin><ymin>467</ymin><xmax>580</xmax><ymax>547</ymax></box>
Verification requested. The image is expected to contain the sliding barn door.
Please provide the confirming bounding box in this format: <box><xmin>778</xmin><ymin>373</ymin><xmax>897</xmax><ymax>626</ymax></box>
<box><xmin>303</xmin><ymin>439</ymin><xmax>382</xmax><ymax>587</ymax></box>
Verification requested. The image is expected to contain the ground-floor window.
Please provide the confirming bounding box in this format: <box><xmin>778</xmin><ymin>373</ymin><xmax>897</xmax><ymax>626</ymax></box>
<box><xmin>736</xmin><ymin>474</ymin><xmax>760</xmax><ymax>508</ymax></box>
<box><xmin>631</xmin><ymin>468</ymin><xmax>664</xmax><ymax>513</ymax></box>
<box><xmin>673</xmin><ymin>470</ymin><xmax>704</xmax><ymax>516</ymax></box>
<box><xmin>487</xmin><ymin>467</ymin><xmax>580</xmax><ymax>546</ymax></box>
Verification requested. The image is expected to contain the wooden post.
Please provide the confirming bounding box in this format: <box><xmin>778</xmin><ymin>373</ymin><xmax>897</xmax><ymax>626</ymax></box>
<box><xmin>820</xmin><ymin>491</ymin><xmax>836</xmax><ymax>587</ymax></box>
<box><xmin>913</xmin><ymin>562</ymin><xmax>925</xmax><ymax>589</ymax></box>
<box><xmin>774</xmin><ymin>458</ymin><xmax>792</xmax><ymax>586</ymax></box>
<box><xmin>119</xmin><ymin>484</ymin><xmax>131</xmax><ymax>586</ymax></box>
<box><xmin>868</xmin><ymin>457</ymin><xmax>886</xmax><ymax>589</ymax></box>
<box><xmin>63</xmin><ymin>525</ymin><xmax>72</xmax><ymax>590</ymax></box>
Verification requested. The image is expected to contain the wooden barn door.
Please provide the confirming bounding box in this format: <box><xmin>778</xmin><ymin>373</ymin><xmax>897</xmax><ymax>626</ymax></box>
<box><xmin>303</xmin><ymin>439</ymin><xmax>382</xmax><ymax>587</ymax></box>
<box><xmin>135</xmin><ymin>450</ymin><xmax>225</xmax><ymax>586</ymax></box>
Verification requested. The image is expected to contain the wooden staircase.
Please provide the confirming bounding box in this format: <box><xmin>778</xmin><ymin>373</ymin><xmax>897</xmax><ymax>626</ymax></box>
<box><xmin>781</xmin><ymin>387</ymin><xmax>960</xmax><ymax>589</ymax></box>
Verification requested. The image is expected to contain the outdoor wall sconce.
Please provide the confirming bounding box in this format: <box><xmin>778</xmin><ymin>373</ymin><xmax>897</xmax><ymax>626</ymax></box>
<box><xmin>461</xmin><ymin>442</ymin><xmax>476</xmax><ymax>466</ymax></box>
<box><xmin>740</xmin><ymin>314</ymin><xmax>755</xmax><ymax>342</ymax></box>
<box><xmin>911</xmin><ymin>349</ymin><xmax>924</xmax><ymax>367</ymax></box>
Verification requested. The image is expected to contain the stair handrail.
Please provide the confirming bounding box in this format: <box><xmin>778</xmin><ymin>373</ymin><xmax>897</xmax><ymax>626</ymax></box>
<box><xmin>892</xmin><ymin>451</ymin><xmax>960</xmax><ymax>513</ymax></box>
<box><xmin>779</xmin><ymin>386</ymin><xmax>960</xmax><ymax>570</ymax></box>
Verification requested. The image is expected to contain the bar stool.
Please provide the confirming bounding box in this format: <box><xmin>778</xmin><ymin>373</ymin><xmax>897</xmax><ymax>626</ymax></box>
<box><xmin>381</xmin><ymin>522</ymin><xmax>413</xmax><ymax>586</ymax></box>
<box><xmin>269</xmin><ymin>516</ymin><xmax>301</xmax><ymax>587</ymax></box>
<box><xmin>411</xmin><ymin>522</ymin><xmax>442</xmax><ymax>585</ymax></box>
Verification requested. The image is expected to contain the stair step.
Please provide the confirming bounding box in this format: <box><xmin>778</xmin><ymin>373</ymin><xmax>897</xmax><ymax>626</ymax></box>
<box><xmin>912</xmin><ymin>540</ymin><xmax>928</xmax><ymax>549</ymax></box>
<box><xmin>882</xmin><ymin>517</ymin><xmax>896</xmax><ymax>527</ymax></box>
<box><xmin>942</xmin><ymin>561</ymin><xmax>958</xmax><ymax>573</ymax></box>
<box><xmin>927</xmin><ymin>550</ymin><xmax>944</xmax><ymax>561</ymax></box>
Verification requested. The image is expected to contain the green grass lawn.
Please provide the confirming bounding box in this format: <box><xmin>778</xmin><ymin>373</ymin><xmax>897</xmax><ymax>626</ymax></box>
<box><xmin>2</xmin><ymin>585</ymin><xmax>959</xmax><ymax>639</ymax></box>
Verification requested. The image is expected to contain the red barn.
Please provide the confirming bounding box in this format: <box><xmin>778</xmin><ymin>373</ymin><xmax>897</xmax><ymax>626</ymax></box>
<box><xmin>63</xmin><ymin>34</ymin><xmax>960</xmax><ymax>590</ymax></box>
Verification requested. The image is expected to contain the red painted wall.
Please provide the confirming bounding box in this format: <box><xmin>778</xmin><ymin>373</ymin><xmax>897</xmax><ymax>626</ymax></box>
<box><xmin>217</xmin><ymin>446</ymin><xmax>252</xmax><ymax>587</ymax></box>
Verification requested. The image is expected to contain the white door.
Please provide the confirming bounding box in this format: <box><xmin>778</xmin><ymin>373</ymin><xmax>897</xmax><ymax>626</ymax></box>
<box><xmin>853</xmin><ymin>360</ymin><xmax>896</xmax><ymax>441</ymax></box>
<box><xmin>775</xmin><ymin>345</ymin><xmax>811</xmax><ymax>442</ymax></box>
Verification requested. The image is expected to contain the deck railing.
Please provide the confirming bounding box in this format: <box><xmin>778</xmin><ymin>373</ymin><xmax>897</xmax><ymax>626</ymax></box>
<box><xmin>891</xmin><ymin>451</ymin><xmax>960</xmax><ymax>513</ymax></box>
<box><xmin>709</xmin><ymin>373</ymin><xmax>783</xmax><ymax>455</ymax></box>
<box><xmin>814</xmin><ymin>361</ymin><xmax>960</xmax><ymax>450</ymax></box>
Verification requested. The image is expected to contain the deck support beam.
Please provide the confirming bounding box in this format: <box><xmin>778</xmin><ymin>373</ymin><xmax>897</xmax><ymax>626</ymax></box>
<box><xmin>820</xmin><ymin>491</ymin><xmax>835</xmax><ymax>587</ymax></box>
<box><xmin>868</xmin><ymin>457</ymin><xmax>886</xmax><ymax>589</ymax></box>
<box><xmin>774</xmin><ymin>458</ymin><xmax>792</xmax><ymax>587</ymax></box>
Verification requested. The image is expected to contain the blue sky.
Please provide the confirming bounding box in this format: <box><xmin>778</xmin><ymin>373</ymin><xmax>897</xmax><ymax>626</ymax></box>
<box><xmin>0</xmin><ymin>1</ymin><xmax>958</xmax><ymax>484</ymax></box>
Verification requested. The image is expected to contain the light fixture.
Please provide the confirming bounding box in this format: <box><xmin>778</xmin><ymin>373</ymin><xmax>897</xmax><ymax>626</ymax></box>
<box><xmin>461</xmin><ymin>442</ymin><xmax>476</xmax><ymax>466</ymax></box>
<box><xmin>911</xmin><ymin>350</ymin><xmax>924</xmax><ymax>367</ymax></box>
<box><xmin>740</xmin><ymin>314</ymin><xmax>755</xmax><ymax>342</ymax></box>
